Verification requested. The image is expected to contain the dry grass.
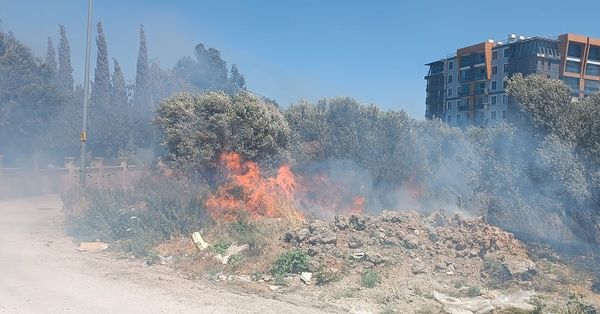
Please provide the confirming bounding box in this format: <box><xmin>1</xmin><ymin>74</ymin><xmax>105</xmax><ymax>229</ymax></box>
<box><xmin>154</xmin><ymin>237</ymin><xmax>196</xmax><ymax>257</ymax></box>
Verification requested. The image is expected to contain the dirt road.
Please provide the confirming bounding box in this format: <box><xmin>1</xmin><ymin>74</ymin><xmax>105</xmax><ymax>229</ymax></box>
<box><xmin>0</xmin><ymin>195</ymin><xmax>326</xmax><ymax>314</ymax></box>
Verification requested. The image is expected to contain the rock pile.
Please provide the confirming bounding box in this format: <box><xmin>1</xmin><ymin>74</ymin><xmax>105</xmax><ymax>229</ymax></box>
<box><xmin>283</xmin><ymin>210</ymin><xmax>537</xmax><ymax>286</ymax></box>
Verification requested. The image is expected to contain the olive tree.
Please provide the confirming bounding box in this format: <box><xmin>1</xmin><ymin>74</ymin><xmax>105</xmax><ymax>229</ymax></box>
<box><xmin>154</xmin><ymin>91</ymin><xmax>291</xmax><ymax>183</ymax></box>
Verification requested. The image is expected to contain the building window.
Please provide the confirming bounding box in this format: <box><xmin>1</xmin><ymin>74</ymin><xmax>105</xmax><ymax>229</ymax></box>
<box><xmin>491</xmin><ymin>95</ymin><xmax>497</xmax><ymax>105</ymax></box>
<box><xmin>503</xmin><ymin>80</ymin><xmax>508</xmax><ymax>89</ymax></box>
<box><xmin>446</xmin><ymin>115</ymin><xmax>452</xmax><ymax>123</ymax></box>
<box><xmin>448</xmin><ymin>61</ymin><xmax>454</xmax><ymax>70</ymax></box>
<box><xmin>448</xmin><ymin>74</ymin><xmax>453</xmax><ymax>83</ymax></box>
<box><xmin>447</xmin><ymin>88</ymin><xmax>453</xmax><ymax>96</ymax></box>
<box><xmin>502</xmin><ymin>110</ymin><xmax>506</xmax><ymax>119</ymax></box>
<box><xmin>503</xmin><ymin>63</ymin><xmax>509</xmax><ymax>73</ymax></box>
<box><xmin>586</xmin><ymin>63</ymin><xmax>600</xmax><ymax>76</ymax></box>
<box><xmin>492</xmin><ymin>50</ymin><xmax>498</xmax><ymax>60</ymax></box>
<box><xmin>447</xmin><ymin>101</ymin><xmax>453</xmax><ymax>110</ymax></box>
<box><xmin>491</xmin><ymin>81</ymin><xmax>497</xmax><ymax>90</ymax></box>
<box><xmin>456</xmin><ymin>114</ymin><xmax>461</xmax><ymax>123</ymax></box>
<box><xmin>492</xmin><ymin>66</ymin><xmax>498</xmax><ymax>75</ymax></box>
<box><xmin>503</xmin><ymin>94</ymin><xmax>508</xmax><ymax>104</ymax></box>
<box><xmin>566</xmin><ymin>60</ymin><xmax>581</xmax><ymax>73</ymax></box>
<box><xmin>456</xmin><ymin>100</ymin><xmax>462</xmax><ymax>109</ymax></box>
<box><xmin>491</xmin><ymin>111</ymin><xmax>497</xmax><ymax>120</ymax></box>
<box><xmin>503</xmin><ymin>48</ymin><xmax>509</xmax><ymax>58</ymax></box>
<box><xmin>567</xmin><ymin>43</ymin><xmax>583</xmax><ymax>58</ymax></box>
<box><xmin>589</xmin><ymin>46</ymin><xmax>600</xmax><ymax>61</ymax></box>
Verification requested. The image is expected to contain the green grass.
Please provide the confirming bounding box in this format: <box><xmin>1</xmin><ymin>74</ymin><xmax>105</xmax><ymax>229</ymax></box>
<box><xmin>361</xmin><ymin>269</ymin><xmax>381</xmax><ymax>288</ymax></box>
<box><xmin>270</xmin><ymin>250</ymin><xmax>309</xmax><ymax>275</ymax></box>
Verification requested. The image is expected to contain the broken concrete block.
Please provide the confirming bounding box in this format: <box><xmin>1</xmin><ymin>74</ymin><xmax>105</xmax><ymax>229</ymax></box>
<box><xmin>192</xmin><ymin>232</ymin><xmax>209</xmax><ymax>250</ymax></box>
<box><xmin>300</xmin><ymin>272</ymin><xmax>312</xmax><ymax>284</ymax></box>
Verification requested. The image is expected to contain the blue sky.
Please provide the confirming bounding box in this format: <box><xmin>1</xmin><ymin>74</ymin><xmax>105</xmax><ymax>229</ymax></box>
<box><xmin>2</xmin><ymin>0</ymin><xmax>600</xmax><ymax>118</ymax></box>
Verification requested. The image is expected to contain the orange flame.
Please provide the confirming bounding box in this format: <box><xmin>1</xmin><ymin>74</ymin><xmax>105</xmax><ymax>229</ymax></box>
<box><xmin>205</xmin><ymin>152</ymin><xmax>366</xmax><ymax>221</ymax></box>
<box><xmin>205</xmin><ymin>152</ymin><xmax>301</xmax><ymax>221</ymax></box>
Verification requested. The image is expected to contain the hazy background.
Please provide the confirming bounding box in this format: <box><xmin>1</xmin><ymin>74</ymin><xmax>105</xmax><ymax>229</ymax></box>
<box><xmin>2</xmin><ymin>0</ymin><xmax>600</xmax><ymax>118</ymax></box>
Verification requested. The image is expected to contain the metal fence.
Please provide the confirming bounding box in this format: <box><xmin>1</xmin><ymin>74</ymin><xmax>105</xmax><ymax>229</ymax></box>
<box><xmin>0</xmin><ymin>155</ymin><xmax>145</xmax><ymax>199</ymax></box>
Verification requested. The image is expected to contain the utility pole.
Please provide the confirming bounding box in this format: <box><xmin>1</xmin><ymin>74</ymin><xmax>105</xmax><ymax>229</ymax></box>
<box><xmin>80</xmin><ymin>0</ymin><xmax>93</xmax><ymax>186</ymax></box>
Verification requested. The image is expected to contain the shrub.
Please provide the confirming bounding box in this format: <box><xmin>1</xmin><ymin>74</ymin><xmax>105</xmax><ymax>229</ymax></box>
<box><xmin>361</xmin><ymin>269</ymin><xmax>381</xmax><ymax>288</ymax></box>
<box><xmin>63</xmin><ymin>178</ymin><xmax>213</xmax><ymax>256</ymax></box>
<box><xmin>466</xmin><ymin>286</ymin><xmax>480</xmax><ymax>297</ymax></box>
<box><xmin>270</xmin><ymin>250</ymin><xmax>309</xmax><ymax>275</ymax></box>
<box><xmin>315</xmin><ymin>267</ymin><xmax>340</xmax><ymax>286</ymax></box>
<box><xmin>273</xmin><ymin>274</ymin><xmax>288</xmax><ymax>286</ymax></box>
<box><xmin>155</xmin><ymin>91</ymin><xmax>291</xmax><ymax>183</ymax></box>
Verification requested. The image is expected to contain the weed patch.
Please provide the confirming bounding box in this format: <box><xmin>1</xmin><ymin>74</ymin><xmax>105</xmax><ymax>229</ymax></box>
<box><xmin>361</xmin><ymin>269</ymin><xmax>381</xmax><ymax>288</ymax></box>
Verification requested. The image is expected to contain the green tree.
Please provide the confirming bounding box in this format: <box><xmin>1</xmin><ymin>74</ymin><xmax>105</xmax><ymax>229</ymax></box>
<box><xmin>111</xmin><ymin>58</ymin><xmax>127</xmax><ymax>108</ymax></box>
<box><xmin>155</xmin><ymin>91</ymin><xmax>291</xmax><ymax>183</ymax></box>
<box><xmin>57</xmin><ymin>25</ymin><xmax>73</xmax><ymax>93</ymax></box>
<box><xmin>229</xmin><ymin>64</ymin><xmax>246</xmax><ymax>90</ymax></box>
<box><xmin>133</xmin><ymin>25</ymin><xmax>151</xmax><ymax>112</ymax></box>
<box><xmin>45</xmin><ymin>36</ymin><xmax>57</xmax><ymax>73</ymax></box>
<box><xmin>91</xmin><ymin>21</ymin><xmax>111</xmax><ymax>110</ymax></box>
<box><xmin>0</xmin><ymin>31</ymin><xmax>62</xmax><ymax>160</ymax></box>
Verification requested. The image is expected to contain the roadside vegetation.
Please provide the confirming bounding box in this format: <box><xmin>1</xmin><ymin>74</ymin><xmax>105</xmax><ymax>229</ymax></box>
<box><xmin>4</xmin><ymin>21</ymin><xmax>600</xmax><ymax>312</ymax></box>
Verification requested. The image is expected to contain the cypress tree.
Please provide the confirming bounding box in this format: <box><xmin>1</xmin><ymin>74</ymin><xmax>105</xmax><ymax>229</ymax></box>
<box><xmin>91</xmin><ymin>21</ymin><xmax>111</xmax><ymax>109</ymax></box>
<box><xmin>57</xmin><ymin>25</ymin><xmax>74</xmax><ymax>92</ymax></box>
<box><xmin>45</xmin><ymin>37</ymin><xmax>57</xmax><ymax>73</ymax></box>
<box><xmin>111</xmin><ymin>58</ymin><xmax>127</xmax><ymax>108</ymax></box>
<box><xmin>230</xmin><ymin>64</ymin><xmax>246</xmax><ymax>90</ymax></box>
<box><xmin>133</xmin><ymin>24</ymin><xmax>150</xmax><ymax>109</ymax></box>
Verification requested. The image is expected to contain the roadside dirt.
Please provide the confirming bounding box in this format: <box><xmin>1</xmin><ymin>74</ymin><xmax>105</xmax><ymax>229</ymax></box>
<box><xmin>0</xmin><ymin>195</ymin><xmax>328</xmax><ymax>314</ymax></box>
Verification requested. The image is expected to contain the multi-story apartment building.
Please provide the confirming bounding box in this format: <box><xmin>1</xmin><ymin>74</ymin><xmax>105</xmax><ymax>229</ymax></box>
<box><xmin>425</xmin><ymin>33</ymin><xmax>600</xmax><ymax>127</ymax></box>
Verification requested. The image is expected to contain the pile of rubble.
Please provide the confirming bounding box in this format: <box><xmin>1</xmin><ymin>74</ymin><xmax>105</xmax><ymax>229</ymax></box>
<box><xmin>283</xmin><ymin>210</ymin><xmax>537</xmax><ymax>288</ymax></box>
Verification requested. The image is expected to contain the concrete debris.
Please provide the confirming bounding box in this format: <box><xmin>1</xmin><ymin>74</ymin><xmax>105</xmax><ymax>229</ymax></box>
<box><xmin>300</xmin><ymin>272</ymin><xmax>312</xmax><ymax>284</ymax></box>
<box><xmin>77</xmin><ymin>241</ymin><xmax>109</xmax><ymax>252</ymax></box>
<box><xmin>351</xmin><ymin>249</ymin><xmax>365</xmax><ymax>260</ymax></box>
<box><xmin>284</xmin><ymin>210</ymin><xmax>537</xmax><ymax>291</ymax></box>
<box><xmin>192</xmin><ymin>232</ymin><xmax>209</xmax><ymax>250</ymax></box>
<box><xmin>269</xmin><ymin>285</ymin><xmax>281</xmax><ymax>291</ymax></box>
<box><xmin>159</xmin><ymin>255</ymin><xmax>174</xmax><ymax>265</ymax></box>
<box><xmin>433</xmin><ymin>290</ymin><xmax>535</xmax><ymax>314</ymax></box>
<box><xmin>214</xmin><ymin>243</ymin><xmax>248</xmax><ymax>264</ymax></box>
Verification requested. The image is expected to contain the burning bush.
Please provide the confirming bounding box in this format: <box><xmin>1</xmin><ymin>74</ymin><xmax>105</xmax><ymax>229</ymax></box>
<box><xmin>205</xmin><ymin>152</ymin><xmax>367</xmax><ymax>222</ymax></box>
<box><xmin>205</xmin><ymin>152</ymin><xmax>301</xmax><ymax>222</ymax></box>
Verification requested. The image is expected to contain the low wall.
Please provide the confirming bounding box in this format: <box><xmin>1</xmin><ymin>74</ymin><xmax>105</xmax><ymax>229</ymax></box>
<box><xmin>0</xmin><ymin>156</ymin><xmax>145</xmax><ymax>200</ymax></box>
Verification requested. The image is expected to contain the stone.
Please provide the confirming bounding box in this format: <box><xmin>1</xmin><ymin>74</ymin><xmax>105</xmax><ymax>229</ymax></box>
<box><xmin>319</xmin><ymin>233</ymin><xmax>338</xmax><ymax>245</ymax></box>
<box><xmin>434</xmin><ymin>263</ymin><xmax>446</xmax><ymax>272</ymax></box>
<box><xmin>295</xmin><ymin>228</ymin><xmax>310</xmax><ymax>242</ymax></box>
<box><xmin>502</xmin><ymin>257</ymin><xmax>537</xmax><ymax>281</ymax></box>
<box><xmin>283</xmin><ymin>230</ymin><xmax>294</xmax><ymax>243</ymax></box>
<box><xmin>261</xmin><ymin>274</ymin><xmax>274</xmax><ymax>282</ymax></box>
<box><xmin>383</xmin><ymin>237</ymin><xmax>399</xmax><ymax>246</ymax></box>
<box><xmin>309</xmin><ymin>220</ymin><xmax>326</xmax><ymax>233</ymax></box>
<box><xmin>334</xmin><ymin>215</ymin><xmax>350</xmax><ymax>230</ymax></box>
<box><xmin>366</xmin><ymin>251</ymin><xmax>384</xmax><ymax>265</ymax></box>
<box><xmin>412</xmin><ymin>263</ymin><xmax>427</xmax><ymax>275</ymax></box>
<box><xmin>350</xmin><ymin>215</ymin><xmax>368</xmax><ymax>231</ymax></box>
<box><xmin>269</xmin><ymin>285</ymin><xmax>281</xmax><ymax>291</ymax></box>
<box><xmin>404</xmin><ymin>234</ymin><xmax>420</xmax><ymax>249</ymax></box>
<box><xmin>300</xmin><ymin>272</ymin><xmax>312</xmax><ymax>284</ymax></box>
<box><xmin>348</xmin><ymin>237</ymin><xmax>363</xmax><ymax>249</ymax></box>
<box><xmin>307</xmin><ymin>259</ymin><xmax>321</xmax><ymax>272</ymax></box>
